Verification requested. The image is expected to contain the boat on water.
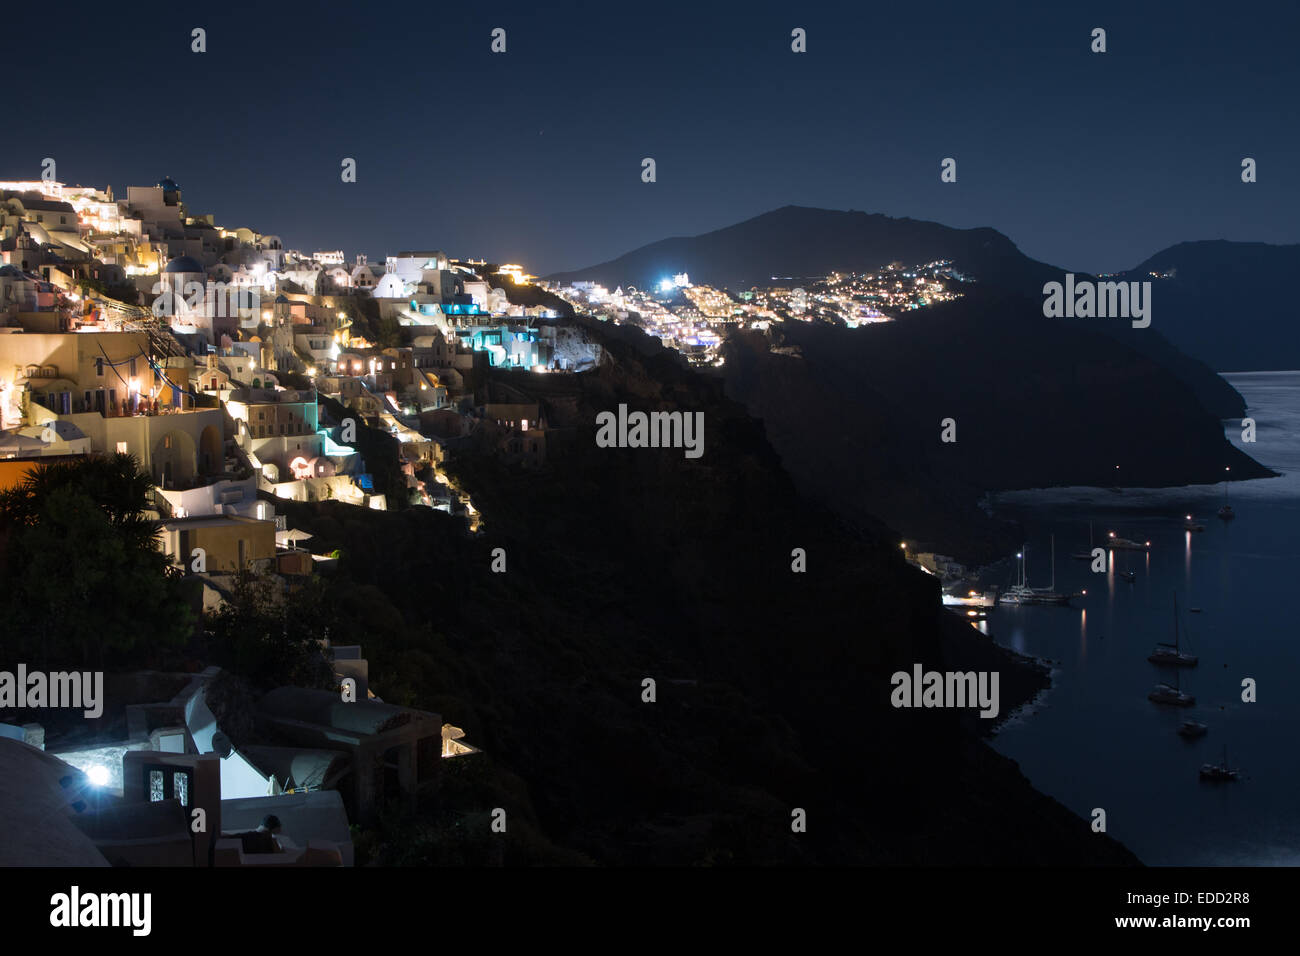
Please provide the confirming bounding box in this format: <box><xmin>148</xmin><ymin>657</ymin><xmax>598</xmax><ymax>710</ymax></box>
<box><xmin>999</xmin><ymin>536</ymin><xmax>1085</xmax><ymax>606</ymax></box>
<box><xmin>1106</xmin><ymin>530</ymin><xmax>1150</xmax><ymax>551</ymax></box>
<box><xmin>1150</xmin><ymin>682</ymin><xmax>1196</xmax><ymax>706</ymax></box>
<box><xmin>1178</xmin><ymin>720</ymin><xmax>1208</xmax><ymax>738</ymax></box>
<box><xmin>1200</xmin><ymin>745</ymin><xmax>1241</xmax><ymax>782</ymax></box>
<box><xmin>1071</xmin><ymin>521</ymin><xmax>1095</xmax><ymax>561</ymax></box>
<box><xmin>1000</xmin><ymin>585</ymin><xmax>1078</xmax><ymax>606</ymax></box>
<box><xmin>1219</xmin><ymin>471</ymin><xmax>1235</xmax><ymax>520</ymax></box>
<box><xmin>1118</xmin><ymin>569</ymin><xmax>1136</xmax><ymax>583</ymax></box>
<box><xmin>1183</xmin><ymin>514</ymin><xmax>1205</xmax><ymax>532</ymax></box>
<box><xmin>1148</xmin><ymin>593</ymin><xmax>1198</xmax><ymax>666</ymax></box>
<box><xmin>1149</xmin><ymin>669</ymin><xmax>1195</xmax><ymax>706</ymax></box>
<box><xmin>942</xmin><ymin>589</ymin><xmax>996</xmax><ymax>608</ymax></box>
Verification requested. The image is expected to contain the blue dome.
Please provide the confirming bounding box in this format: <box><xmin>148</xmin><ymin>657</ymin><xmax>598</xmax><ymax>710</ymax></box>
<box><xmin>164</xmin><ymin>255</ymin><xmax>204</xmax><ymax>274</ymax></box>
<box><xmin>158</xmin><ymin>177</ymin><xmax>181</xmax><ymax>192</ymax></box>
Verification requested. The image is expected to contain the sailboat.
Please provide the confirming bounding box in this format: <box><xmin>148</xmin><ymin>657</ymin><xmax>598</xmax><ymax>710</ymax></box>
<box><xmin>1149</xmin><ymin>593</ymin><xmax>1198</xmax><ymax>666</ymax></box>
<box><xmin>1218</xmin><ymin>475</ymin><xmax>1235</xmax><ymax>521</ymax></box>
<box><xmin>1199</xmin><ymin>744</ymin><xmax>1241</xmax><ymax>781</ymax></box>
<box><xmin>1071</xmin><ymin>522</ymin><xmax>1095</xmax><ymax>560</ymax></box>
<box><xmin>998</xmin><ymin>535</ymin><xmax>1084</xmax><ymax>606</ymax></box>
<box><xmin>1149</xmin><ymin>667</ymin><xmax>1195</xmax><ymax>706</ymax></box>
<box><xmin>1116</xmin><ymin>550</ymin><xmax>1136</xmax><ymax>583</ymax></box>
<box><xmin>1183</xmin><ymin>513</ymin><xmax>1205</xmax><ymax>532</ymax></box>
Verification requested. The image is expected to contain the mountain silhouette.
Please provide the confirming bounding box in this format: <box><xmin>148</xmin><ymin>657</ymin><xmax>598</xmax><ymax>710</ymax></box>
<box><xmin>548</xmin><ymin>208</ymin><xmax>1275</xmax><ymax>559</ymax></box>
<box><xmin>549</xmin><ymin>206</ymin><xmax>1252</xmax><ymax>417</ymax></box>
<box><xmin>547</xmin><ymin>205</ymin><xmax>1061</xmax><ymax>292</ymax></box>
<box><xmin>1116</xmin><ymin>240</ymin><xmax>1299</xmax><ymax>372</ymax></box>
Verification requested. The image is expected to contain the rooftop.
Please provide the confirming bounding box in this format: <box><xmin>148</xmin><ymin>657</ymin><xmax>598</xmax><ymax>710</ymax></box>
<box><xmin>258</xmin><ymin>687</ymin><xmax>437</xmax><ymax>738</ymax></box>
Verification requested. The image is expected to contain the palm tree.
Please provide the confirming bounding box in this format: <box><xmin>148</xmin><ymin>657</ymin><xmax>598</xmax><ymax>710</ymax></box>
<box><xmin>0</xmin><ymin>452</ymin><xmax>160</xmax><ymax>549</ymax></box>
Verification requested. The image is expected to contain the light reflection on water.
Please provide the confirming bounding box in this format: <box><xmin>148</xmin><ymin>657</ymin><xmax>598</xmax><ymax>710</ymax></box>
<box><xmin>983</xmin><ymin>372</ymin><xmax>1300</xmax><ymax>866</ymax></box>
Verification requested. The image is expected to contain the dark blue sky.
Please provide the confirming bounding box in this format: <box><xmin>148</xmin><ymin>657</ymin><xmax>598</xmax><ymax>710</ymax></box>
<box><xmin>8</xmin><ymin>1</ymin><xmax>1298</xmax><ymax>275</ymax></box>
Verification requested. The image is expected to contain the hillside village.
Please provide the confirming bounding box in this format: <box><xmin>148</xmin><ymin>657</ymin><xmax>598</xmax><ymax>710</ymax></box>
<box><xmin>0</xmin><ymin>175</ymin><xmax>601</xmax><ymax>866</ymax></box>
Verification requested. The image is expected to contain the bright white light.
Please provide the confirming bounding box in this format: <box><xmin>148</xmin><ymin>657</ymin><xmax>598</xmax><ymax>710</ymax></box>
<box><xmin>87</xmin><ymin>765</ymin><xmax>110</xmax><ymax>787</ymax></box>
<box><xmin>658</xmin><ymin>279</ymin><xmax>674</xmax><ymax>294</ymax></box>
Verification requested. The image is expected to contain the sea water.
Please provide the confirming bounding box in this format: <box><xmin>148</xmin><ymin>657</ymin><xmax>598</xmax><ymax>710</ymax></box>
<box><xmin>984</xmin><ymin>371</ymin><xmax>1300</xmax><ymax>865</ymax></box>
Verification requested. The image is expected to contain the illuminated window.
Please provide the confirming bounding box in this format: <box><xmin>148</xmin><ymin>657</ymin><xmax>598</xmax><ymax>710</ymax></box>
<box><xmin>144</xmin><ymin>765</ymin><xmax>192</xmax><ymax>807</ymax></box>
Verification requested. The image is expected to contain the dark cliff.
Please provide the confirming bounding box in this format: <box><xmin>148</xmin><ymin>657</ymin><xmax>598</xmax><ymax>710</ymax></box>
<box><xmin>721</xmin><ymin>288</ymin><xmax>1273</xmax><ymax>566</ymax></box>
<box><xmin>281</xmin><ymin>324</ymin><xmax>1141</xmax><ymax>865</ymax></box>
<box><xmin>548</xmin><ymin>205</ymin><xmax>1251</xmax><ymax>419</ymax></box>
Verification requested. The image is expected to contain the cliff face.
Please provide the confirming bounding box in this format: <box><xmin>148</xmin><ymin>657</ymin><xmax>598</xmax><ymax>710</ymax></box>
<box><xmin>434</xmin><ymin>327</ymin><xmax>1145</xmax><ymax>863</ymax></box>
<box><xmin>720</xmin><ymin>289</ymin><xmax>1273</xmax><ymax>565</ymax></box>
<box><xmin>548</xmin><ymin>206</ymin><xmax>1252</xmax><ymax>419</ymax></box>
<box><xmin>1119</xmin><ymin>240</ymin><xmax>1300</xmax><ymax>373</ymax></box>
<box><xmin>280</xmin><ymin>322</ymin><xmax>1140</xmax><ymax>864</ymax></box>
<box><xmin>546</xmin><ymin>205</ymin><xmax>1064</xmax><ymax>293</ymax></box>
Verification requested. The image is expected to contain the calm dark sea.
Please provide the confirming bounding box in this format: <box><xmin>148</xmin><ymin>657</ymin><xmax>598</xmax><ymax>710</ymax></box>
<box><xmin>982</xmin><ymin>371</ymin><xmax>1300</xmax><ymax>866</ymax></box>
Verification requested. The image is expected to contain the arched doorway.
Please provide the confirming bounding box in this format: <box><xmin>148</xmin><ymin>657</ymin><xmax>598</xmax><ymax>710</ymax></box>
<box><xmin>199</xmin><ymin>425</ymin><xmax>222</xmax><ymax>476</ymax></box>
<box><xmin>152</xmin><ymin>429</ymin><xmax>197</xmax><ymax>489</ymax></box>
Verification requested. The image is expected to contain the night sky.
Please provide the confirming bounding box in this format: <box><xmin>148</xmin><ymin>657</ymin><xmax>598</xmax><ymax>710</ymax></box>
<box><xmin>8</xmin><ymin>1</ymin><xmax>1298</xmax><ymax>275</ymax></box>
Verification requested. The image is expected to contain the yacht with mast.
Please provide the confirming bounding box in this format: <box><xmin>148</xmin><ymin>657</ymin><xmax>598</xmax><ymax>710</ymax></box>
<box><xmin>999</xmin><ymin>536</ymin><xmax>1085</xmax><ymax>606</ymax></box>
<box><xmin>1218</xmin><ymin>466</ymin><xmax>1235</xmax><ymax>520</ymax></box>
<box><xmin>1218</xmin><ymin>491</ymin><xmax>1234</xmax><ymax>521</ymax></box>
<box><xmin>1071</xmin><ymin>521</ymin><xmax>1096</xmax><ymax>560</ymax></box>
<box><xmin>1148</xmin><ymin>593</ymin><xmax>1198</xmax><ymax>666</ymax></box>
<box><xmin>1200</xmin><ymin>745</ymin><xmax>1241</xmax><ymax>781</ymax></box>
<box><xmin>1149</xmin><ymin>668</ymin><xmax>1195</xmax><ymax>706</ymax></box>
<box><xmin>1116</xmin><ymin>549</ymin><xmax>1136</xmax><ymax>583</ymax></box>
